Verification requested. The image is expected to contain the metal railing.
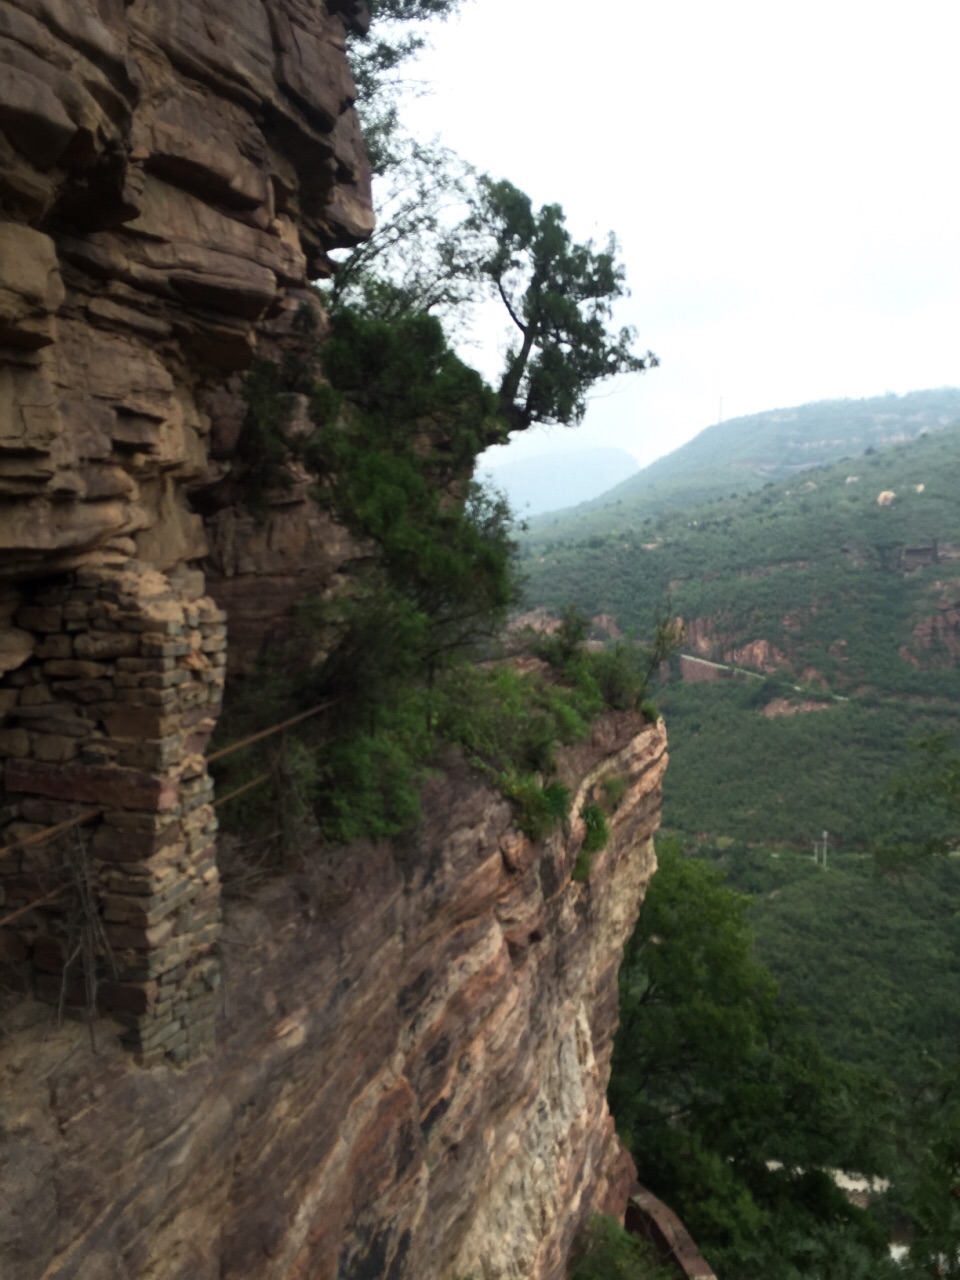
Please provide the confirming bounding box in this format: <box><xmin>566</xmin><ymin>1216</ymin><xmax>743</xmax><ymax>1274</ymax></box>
<box><xmin>0</xmin><ymin>699</ymin><xmax>335</xmax><ymax>932</ymax></box>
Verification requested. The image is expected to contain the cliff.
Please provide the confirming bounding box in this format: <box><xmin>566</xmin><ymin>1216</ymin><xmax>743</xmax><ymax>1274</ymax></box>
<box><xmin>1</xmin><ymin>713</ymin><xmax>666</xmax><ymax>1280</ymax></box>
<box><xmin>0</xmin><ymin>0</ymin><xmax>383</xmax><ymax>1074</ymax></box>
<box><xmin>0</xmin><ymin>3</ymin><xmax>667</xmax><ymax>1276</ymax></box>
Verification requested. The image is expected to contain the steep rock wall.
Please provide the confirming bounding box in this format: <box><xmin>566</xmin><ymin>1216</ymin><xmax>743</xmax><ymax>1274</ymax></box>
<box><xmin>0</xmin><ymin>0</ymin><xmax>371</xmax><ymax>598</ymax></box>
<box><xmin>0</xmin><ymin>0</ymin><xmax>371</xmax><ymax>1053</ymax></box>
<box><xmin>0</xmin><ymin>714</ymin><xmax>667</xmax><ymax>1280</ymax></box>
<box><xmin>0</xmin><ymin>6</ymin><xmax>670</xmax><ymax>1276</ymax></box>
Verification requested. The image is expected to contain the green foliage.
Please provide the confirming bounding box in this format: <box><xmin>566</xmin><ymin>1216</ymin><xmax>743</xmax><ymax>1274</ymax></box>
<box><xmin>235</xmin><ymin>359</ymin><xmax>299</xmax><ymax>516</ymax></box>
<box><xmin>656</xmin><ymin>680</ymin><xmax>960</xmax><ymax>847</ymax></box>
<box><xmin>317</xmin><ymin>704</ymin><xmax>430</xmax><ymax>843</ymax></box>
<box><xmin>506</xmin><ymin>776</ymin><xmax>570</xmax><ymax>843</ymax></box>
<box><xmin>525</xmin><ymin>389</ymin><xmax>960</xmax><ymax>538</ymax></box>
<box><xmin>610</xmin><ymin>840</ymin><xmax>901</xmax><ymax>1279</ymax></box>
<box><xmin>572</xmin><ymin>802</ymin><xmax>609</xmax><ymax>881</ymax></box>
<box><xmin>435</xmin><ymin>663</ymin><xmax>589</xmax><ymax>840</ymax></box>
<box><xmin>567</xmin><ymin>1215</ymin><xmax>671</xmax><ymax>1280</ymax></box>
<box><xmin>714</xmin><ymin>843</ymin><xmax>960</xmax><ymax>1087</ymax></box>
<box><xmin>602</xmin><ymin>774</ymin><xmax>628</xmax><ymax>811</ymax></box>
<box><xmin>534</xmin><ymin>611</ymin><xmax>679</xmax><ymax>718</ymax></box>
<box><xmin>894</xmin><ymin>1061</ymin><xmax>960</xmax><ymax>1278</ymax></box>
<box><xmin>580</xmin><ymin>802</ymin><xmax>609</xmax><ymax>854</ymax></box>
<box><xmin>469</xmin><ymin>177</ymin><xmax>657</xmax><ymax>432</ymax></box>
<box><xmin>326</xmin><ymin>138</ymin><xmax>479</xmax><ymax>326</ymax></box>
<box><xmin>571</xmin><ymin>849</ymin><xmax>592</xmax><ymax>882</ymax></box>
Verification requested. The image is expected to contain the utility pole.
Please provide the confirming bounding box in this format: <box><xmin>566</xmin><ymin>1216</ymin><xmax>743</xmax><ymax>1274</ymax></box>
<box><xmin>822</xmin><ymin>830</ymin><xmax>829</xmax><ymax>870</ymax></box>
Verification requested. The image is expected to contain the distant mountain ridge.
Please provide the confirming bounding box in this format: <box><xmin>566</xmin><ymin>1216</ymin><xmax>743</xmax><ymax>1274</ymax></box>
<box><xmin>528</xmin><ymin>388</ymin><xmax>960</xmax><ymax>536</ymax></box>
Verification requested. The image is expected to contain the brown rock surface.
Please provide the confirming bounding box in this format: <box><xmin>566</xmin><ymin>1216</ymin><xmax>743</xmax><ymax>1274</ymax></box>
<box><xmin>0</xmin><ymin>714</ymin><xmax>667</xmax><ymax>1280</ymax></box>
<box><xmin>0</xmin><ymin>0</ymin><xmax>372</xmax><ymax>589</ymax></box>
<box><xmin>0</xmin><ymin>8</ymin><xmax>676</xmax><ymax>1275</ymax></box>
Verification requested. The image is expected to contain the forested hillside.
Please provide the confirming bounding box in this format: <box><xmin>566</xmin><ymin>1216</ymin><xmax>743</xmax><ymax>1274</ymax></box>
<box><xmin>518</xmin><ymin>409</ymin><xmax>960</xmax><ymax>844</ymax></box>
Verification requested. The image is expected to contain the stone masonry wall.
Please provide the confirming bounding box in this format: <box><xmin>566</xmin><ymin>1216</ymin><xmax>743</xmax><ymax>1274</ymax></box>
<box><xmin>1</xmin><ymin>561</ymin><xmax>225</xmax><ymax>1061</ymax></box>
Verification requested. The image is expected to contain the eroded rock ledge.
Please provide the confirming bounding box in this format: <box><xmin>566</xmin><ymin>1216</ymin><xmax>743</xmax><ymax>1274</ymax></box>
<box><xmin>1</xmin><ymin>714</ymin><xmax>666</xmax><ymax>1280</ymax></box>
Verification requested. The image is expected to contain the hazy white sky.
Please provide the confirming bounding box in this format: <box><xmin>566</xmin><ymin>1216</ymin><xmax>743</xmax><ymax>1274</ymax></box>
<box><xmin>400</xmin><ymin>0</ymin><xmax>960</xmax><ymax>472</ymax></box>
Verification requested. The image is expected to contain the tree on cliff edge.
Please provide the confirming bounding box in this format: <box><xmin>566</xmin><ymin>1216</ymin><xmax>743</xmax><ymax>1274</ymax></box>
<box><xmin>329</xmin><ymin>168</ymin><xmax>658</xmax><ymax>436</ymax></box>
<box><xmin>469</xmin><ymin>177</ymin><xmax>658</xmax><ymax>433</ymax></box>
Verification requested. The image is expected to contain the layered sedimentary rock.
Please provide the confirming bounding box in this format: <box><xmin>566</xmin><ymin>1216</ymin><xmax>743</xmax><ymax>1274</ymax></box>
<box><xmin>0</xmin><ymin>713</ymin><xmax>667</xmax><ymax>1280</ymax></box>
<box><xmin>0</xmin><ymin>0</ymin><xmax>371</xmax><ymax>1052</ymax></box>
<box><xmin>0</xmin><ymin>0</ymin><xmax>371</xmax><ymax>586</ymax></box>
<box><xmin>0</xmin><ymin>5</ymin><xmax>670</xmax><ymax>1276</ymax></box>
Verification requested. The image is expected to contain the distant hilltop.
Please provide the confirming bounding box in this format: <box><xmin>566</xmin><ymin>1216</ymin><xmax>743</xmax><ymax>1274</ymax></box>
<box><xmin>526</xmin><ymin>388</ymin><xmax>960</xmax><ymax>532</ymax></box>
<box><xmin>478</xmin><ymin>446</ymin><xmax>639</xmax><ymax>516</ymax></box>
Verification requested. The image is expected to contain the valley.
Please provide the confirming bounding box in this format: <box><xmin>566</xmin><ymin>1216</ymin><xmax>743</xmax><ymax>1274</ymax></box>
<box><xmin>519</xmin><ymin>391</ymin><xmax>960</xmax><ymax>845</ymax></box>
<box><xmin>516</xmin><ymin>390</ymin><xmax>960</xmax><ymax>1275</ymax></box>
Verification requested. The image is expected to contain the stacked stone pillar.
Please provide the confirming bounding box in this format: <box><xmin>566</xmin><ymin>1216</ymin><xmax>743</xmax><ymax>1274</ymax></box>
<box><xmin>0</xmin><ymin>561</ymin><xmax>225</xmax><ymax>1064</ymax></box>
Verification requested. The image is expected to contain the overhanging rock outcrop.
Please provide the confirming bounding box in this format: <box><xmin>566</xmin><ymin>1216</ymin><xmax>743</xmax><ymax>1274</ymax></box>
<box><xmin>0</xmin><ymin>0</ymin><xmax>373</xmax><ymax>1057</ymax></box>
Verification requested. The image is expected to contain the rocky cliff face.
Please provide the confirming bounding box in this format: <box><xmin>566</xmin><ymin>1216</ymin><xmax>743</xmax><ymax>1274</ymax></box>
<box><xmin>1</xmin><ymin>713</ymin><xmax>667</xmax><ymax>1280</ymax></box>
<box><xmin>0</xmin><ymin>0</ymin><xmax>371</xmax><ymax>597</ymax></box>
<box><xmin>0</xmin><ymin>0</ymin><xmax>372</xmax><ymax>1054</ymax></box>
<box><xmin>0</xmin><ymin>4</ymin><xmax>668</xmax><ymax>1276</ymax></box>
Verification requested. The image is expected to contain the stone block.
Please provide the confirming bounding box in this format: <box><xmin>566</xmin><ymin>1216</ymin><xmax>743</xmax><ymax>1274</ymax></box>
<box><xmin>43</xmin><ymin>659</ymin><xmax>109</xmax><ymax>679</ymax></box>
<box><xmin>101</xmin><ymin>809</ymin><xmax>179</xmax><ymax>835</ymax></box>
<box><xmin>78</xmin><ymin>743</ymin><xmax>119</xmax><ymax>765</ymax></box>
<box><xmin>73</xmin><ymin>631</ymin><xmax>141</xmax><ymax>660</ymax></box>
<box><xmin>0</xmin><ymin>728</ymin><xmax>31</xmax><ymax>758</ymax></box>
<box><xmin>116</xmin><ymin>686</ymin><xmax>178</xmax><ymax>707</ymax></box>
<box><xmin>0</xmin><ymin>628</ymin><xmax>34</xmax><ymax>676</ymax></box>
<box><xmin>20</xmin><ymin>796</ymin><xmax>91</xmax><ymax>825</ymax></box>
<box><xmin>101</xmin><ymin>895</ymin><xmax>151</xmax><ymax>925</ymax></box>
<box><xmin>102</xmin><ymin>706</ymin><xmax>180</xmax><ymax>739</ymax></box>
<box><xmin>63</xmin><ymin>614</ymin><xmax>90</xmax><ymax>633</ymax></box>
<box><xmin>12</xmin><ymin>706</ymin><xmax>91</xmax><ymax>736</ymax></box>
<box><xmin>31</xmin><ymin>733</ymin><xmax>78</xmax><ymax>763</ymax></box>
<box><xmin>98</xmin><ymin>979</ymin><xmax>159</xmax><ymax>1015</ymax></box>
<box><xmin>92</xmin><ymin>823</ymin><xmax>183</xmax><ymax>863</ymax></box>
<box><xmin>19</xmin><ymin>684</ymin><xmax>53</xmax><ymax>706</ymax></box>
<box><xmin>141</xmin><ymin>635</ymin><xmax>190</xmax><ymax>655</ymax></box>
<box><xmin>122</xmin><ymin>1014</ymin><xmax>182</xmax><ymax>1053</ymax></box>
<box><xmin>116</xmin><ymin>656</ymin><xmax>174</xmax><ymax>673</ymax></box>
<box><xmin>50</xmin><ymin>679</ymin><xmax>115</xmax><ymax>704</ymax></box>
<box><xmin>15</xmin><ymin>605</ymin><xmax>62</xmax><ymax>632</ymax></box>
<box><xmin>4</xmin><ymin>759</ymin><xmax>179</xmax><ymax>811</ymax></box>
<box><xmin>140</xmin><ymin>668</ymin><xmax>191</xmax><ymax>690</ymax></box>
<box><xmin>105</xmin><ymin>916</ymin><xmax>176</xmax><ymax>951</ymax></box>
<box><xmin>35</xmin><ymin>634</ymin><xmax>72</xmax><ymax>659</ymax></box>
<box><xmin>33</xmin><ymin>586</ymin><xmax>71</xmax><ymax>607</ymax></box>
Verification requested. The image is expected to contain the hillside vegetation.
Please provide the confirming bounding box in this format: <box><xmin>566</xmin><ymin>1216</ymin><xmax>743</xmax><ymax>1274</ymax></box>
<box><xmin>518</xmin><ymin>401</ymin><xmax>960</xmax><ymax>845</ymax></box>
